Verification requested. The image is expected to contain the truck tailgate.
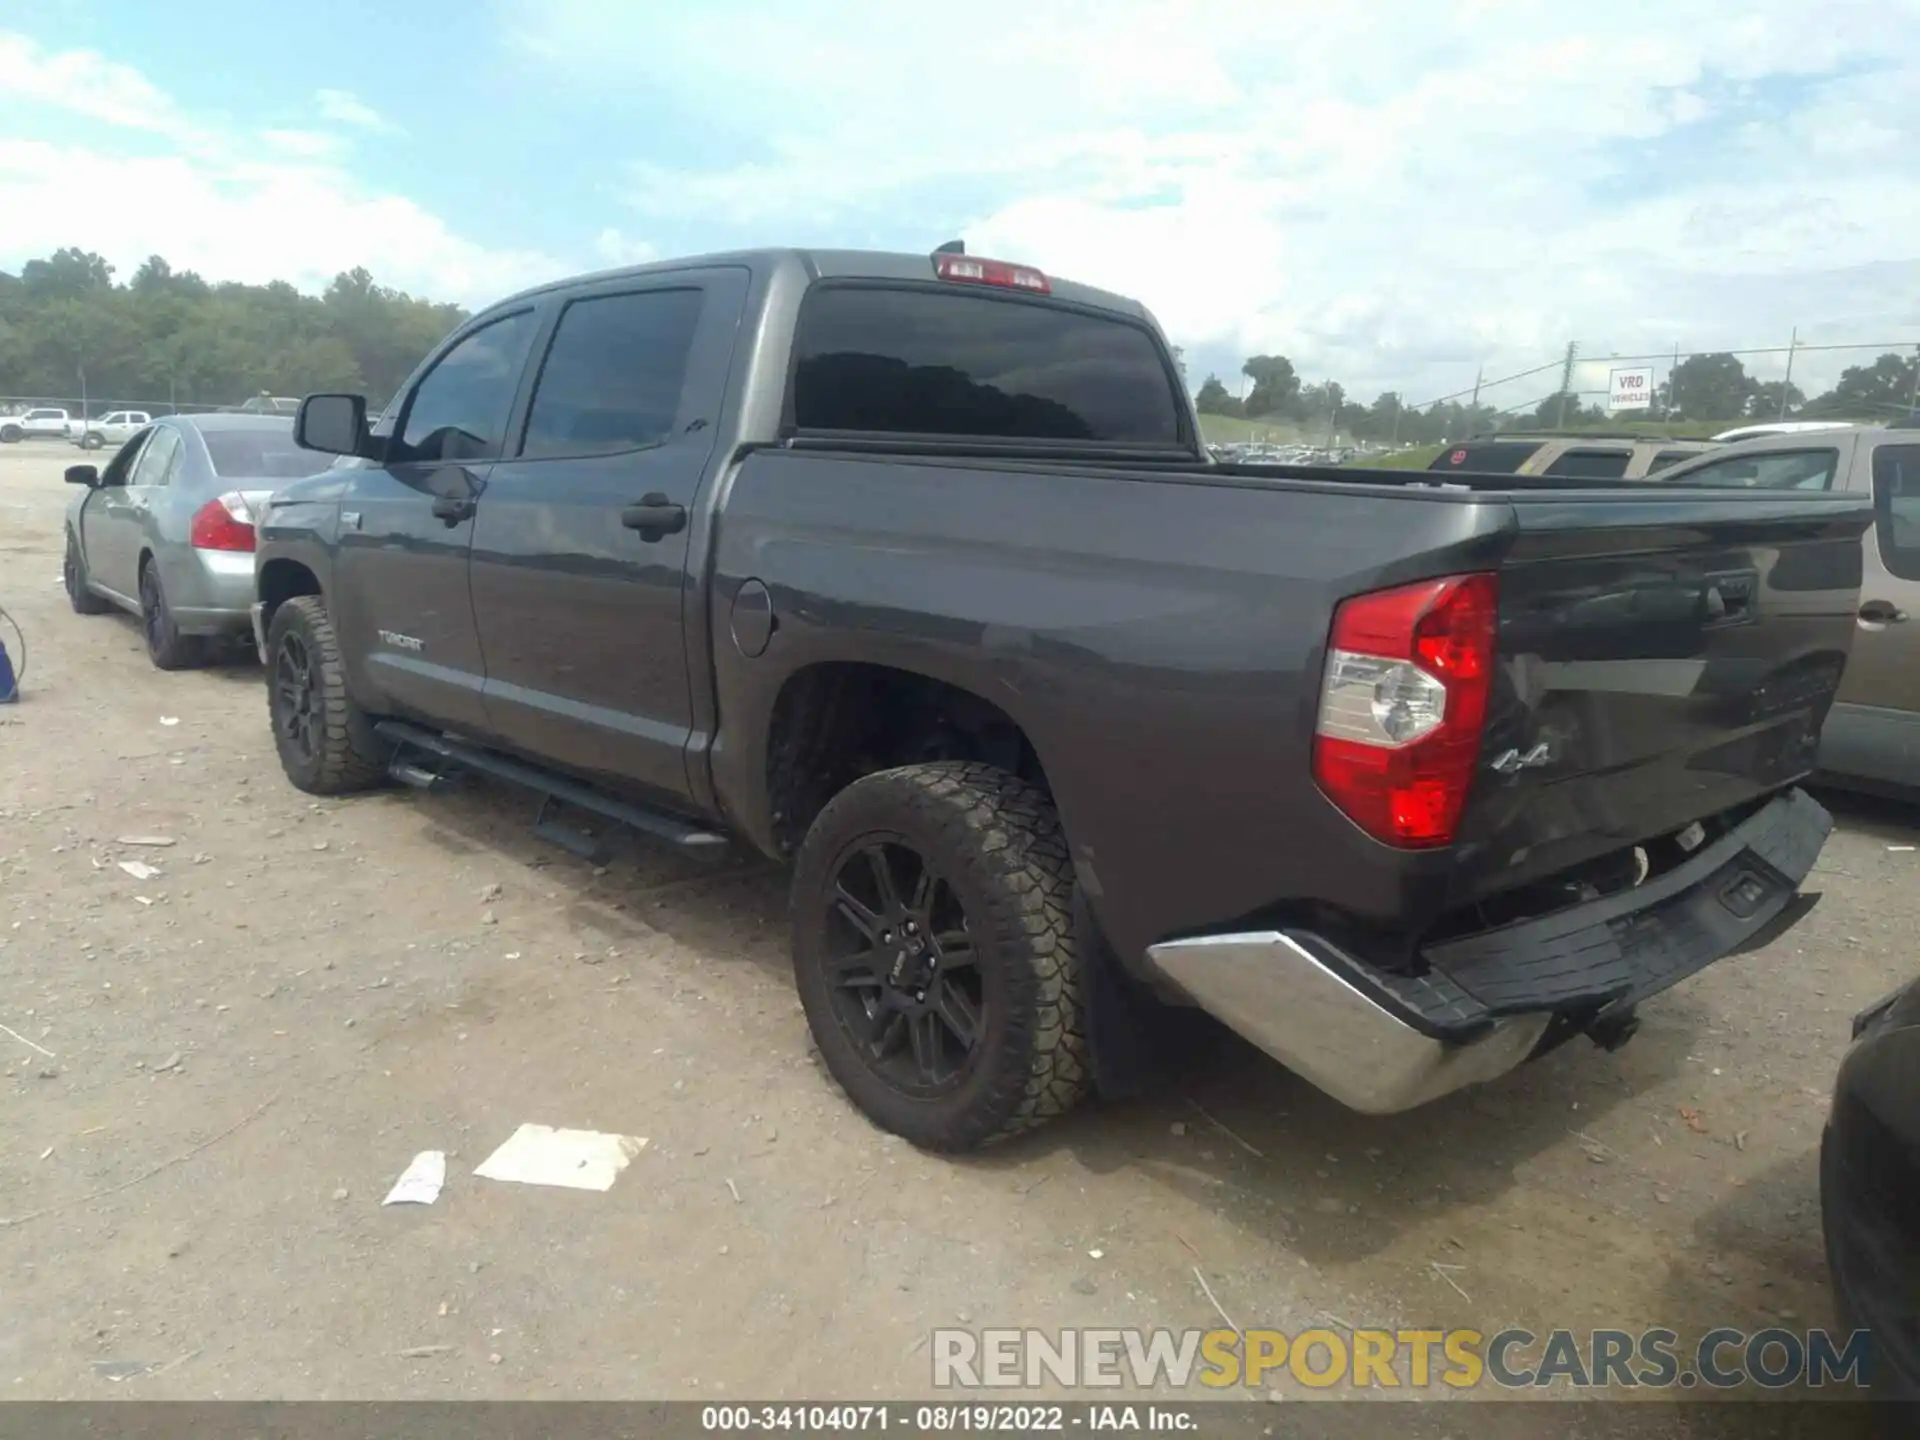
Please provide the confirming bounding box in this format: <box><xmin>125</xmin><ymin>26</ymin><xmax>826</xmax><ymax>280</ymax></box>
<box><xmin>1449</xmin><ymin>488</ymin><xmax>1871</xmax><ymax>907</ymax></box>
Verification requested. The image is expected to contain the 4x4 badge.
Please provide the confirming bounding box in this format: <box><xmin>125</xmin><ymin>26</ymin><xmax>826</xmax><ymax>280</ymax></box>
<box><xmin>1490</xmin><ymin>741</ymin><xmax>1552</xmax><ymax>775</ymax></box>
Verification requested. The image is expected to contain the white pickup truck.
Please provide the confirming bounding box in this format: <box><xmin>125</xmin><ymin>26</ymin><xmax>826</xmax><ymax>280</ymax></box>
<box><xmin>68</xmin><ymin>410</ymin><xmax>153</xmax><ymax>450</ymax></box>
<box><xmin>0</xmin><ymin>406</ymin><xmax>75</xmax><ymax>443</ymax></box>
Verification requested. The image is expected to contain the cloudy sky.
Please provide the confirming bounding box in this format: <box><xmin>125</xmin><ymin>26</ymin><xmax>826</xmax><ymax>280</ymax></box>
<box><xmin>2</xmin><ymin>0</ymin><xmax>1916</xmax><ymax>409</ymax></box>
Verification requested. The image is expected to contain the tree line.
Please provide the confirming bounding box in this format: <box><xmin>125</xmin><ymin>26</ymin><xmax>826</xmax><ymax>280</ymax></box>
<box><xmin>1197</xmin><ymin>348</ymin><xmax>1920</xmax><ymax>444</ymax></box>
<box><xmin>0</xmin><ymin>247</ymin><xmax>468</xmax><ymax>412</ymax></box>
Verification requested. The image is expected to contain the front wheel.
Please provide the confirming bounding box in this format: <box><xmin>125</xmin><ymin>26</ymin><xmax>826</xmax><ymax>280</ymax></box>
<box><xmin>64</xmin><ymin>533</ymin><xmax>112</xmax><ymax>614</ymax></box>
<box><xmin>790</xmin><ymin>761</ymin><xmax>1088</xmax><ymax>1151</ymax></box>
<box><xmin>266</xmin><ymin>595</ymin><xmax>386</xmax><ymax>795</ymax></box>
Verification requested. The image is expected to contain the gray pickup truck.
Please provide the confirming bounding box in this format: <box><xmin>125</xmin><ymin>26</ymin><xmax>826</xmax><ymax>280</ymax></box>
<box><xmin>254</xmin><ymin>244</ymin><xmax>1872</xmax><ymax>1150</ymax></box>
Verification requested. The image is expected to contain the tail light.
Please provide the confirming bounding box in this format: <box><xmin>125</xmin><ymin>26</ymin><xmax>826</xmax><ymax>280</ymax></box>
<box><xmin>933</xmin><ymin>252</ymin><xmax>1051</xmax><ymax>295</ymax></box>
<box><xmin>1312</xmin><ymin>573</ymin><xmax>1498</xmax><ymax>848</ymax></box>
<box><xmin>189</xmin><ymin>492</ymin><xmax>257</xmax><ymax>553</ymax></box>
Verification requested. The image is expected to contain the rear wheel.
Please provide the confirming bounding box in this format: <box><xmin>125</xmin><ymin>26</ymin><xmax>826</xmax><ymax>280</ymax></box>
<box><xmin>139</xmin><ymin>561</ymin><xmax>205</xmax><ymax>670</ymax></box>
<box><xmin>80</xmin><ymin>431</ymin><xmax>104</xmax><ymax>450</ymax></box>
<box><xmin>791</xmin><ymin>761</ymin><xmax>1088</xmax><ymax>1151</ymax></box>
<box><xmin>0</xmin><ymin>425</ymin><xmax>20</xmax><ymax>444</ymax></box>
<box><xmin>64</xmin><ymin>533</ymin><xmax>112</xmax><ymax>615</ymax></box>
<box><xmin>266</xmin><ymin>595</ymin><xmax>386</xmax><ymax>795</ymax></box>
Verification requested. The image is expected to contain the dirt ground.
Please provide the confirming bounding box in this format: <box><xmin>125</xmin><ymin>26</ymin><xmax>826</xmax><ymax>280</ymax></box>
<box><xmin>2</xmin><ymin>442</ymin><xmax>1916</xmax><ymax>1407</ymax></box>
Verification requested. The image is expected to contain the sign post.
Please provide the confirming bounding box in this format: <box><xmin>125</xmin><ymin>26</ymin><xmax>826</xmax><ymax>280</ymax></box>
<box><xmin>1608</xmin><ymin>366</ymin><xmax>1654</xmax><ymax>413</ymax></box>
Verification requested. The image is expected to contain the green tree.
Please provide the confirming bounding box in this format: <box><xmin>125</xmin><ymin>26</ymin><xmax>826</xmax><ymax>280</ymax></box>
<box><xmin>1811</xmin><ymin>352</ymin><xmax>1919</xmax><ymax>419</ymax></box>
<box><xmin>1194</xmin><ymin>374</ymin><xmax>1239</xmax><ymax>415</ymax></box>
<box><xmin>1664</xmin><ymin>352</ymin><xmax>1756</xmax><ymax>421</ymax></box>
<box><xmin>1241</xmin><ymin>354</ymin><xmax>1300</xmax><ymax>418</ymax></box>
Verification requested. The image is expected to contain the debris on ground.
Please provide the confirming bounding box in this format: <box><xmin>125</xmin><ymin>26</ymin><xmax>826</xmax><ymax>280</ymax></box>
<box><xmin>473</xmin><ymin>1124</ymin><xmax>645</xmax><ymax>1192</ymax></box>
<box><xmin>158</xmin><ymin>716</ymin><xmax>180</xmax><ymax>727</ymax></box>
<box><xmin>383</xmin><ymin>1151</ymin><xmax>447</xmax><ymax>1207</ymax></box>
<box><xmin>1888</xmin><ymin>845</ymin><xmax>1916</xmax><ymax>854</ymax></box>
<box><xmin>397</xmin><ymin>1345</ymin><xmax>454</xmax><ymax>1359</ymax></box>
<box><xmin>1680</xmin><ymin>1106</ymin><xmax>1709</xmax><ymax>1134</ymax></box>
<box><xmin>116</xmin><ymin>836</ymin><xmax>176</xmax><ymax>848</ymax></box>
<box><xmin>117</xmin><ymin>860</ymin><xmax>162</xmax><ymax>881</ymax></box>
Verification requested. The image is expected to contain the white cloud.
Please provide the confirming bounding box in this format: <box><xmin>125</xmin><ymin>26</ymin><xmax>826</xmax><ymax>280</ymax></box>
<box><xmin>515</xmin><ymin>0</ymin><xmax>1920</xmax><ymax>405</ymax></box>
<box><xmin>313</xmin><ymin>88</ymin><xmax>396</xmax><ymax>134</ymax></box>
<box><xmin>0</xmin><ymin>34</ymin><xmax>562</xmax><ymax>306</ymax></box>
<box><xmin>0</xmin><ymin>32</ymin><xmax>195</xmax><ymax>138</ymax></box>
<box><xmin>592</xmin><ymin>227</ymin><xmax>659</xmax><ymax>268</ymax></box>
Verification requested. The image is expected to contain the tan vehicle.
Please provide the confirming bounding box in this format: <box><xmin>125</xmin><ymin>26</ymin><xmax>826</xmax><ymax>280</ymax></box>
<box><xmin>1428</xmin><ymin>432</ymin><xmax>1720</xmax><ymax>481</ymax></box>
<box><xmin>1650</xmin><ymin>425</ymin><xmax>1920</xmax><ymax>791</ymax></box>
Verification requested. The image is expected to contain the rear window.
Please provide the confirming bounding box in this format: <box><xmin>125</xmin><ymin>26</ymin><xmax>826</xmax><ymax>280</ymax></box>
<box><xmin>790</xmin><ymin>285</ymin><xmax>1182</xmax><ymax>444</ymax></box>
<box><xmin>1428</xmin><ymin>441</ymin><xmax>1544</xmax><ymax>474</ymax></box>
<box><xmin>1662</xmin><ymin>448</ymin><xmax>1840</xmax><ymax>491</ymax></box>
<box><xmin>203</xmin><ymin>428</ymin><xmax>326</xmax><ymax>480</ymax></box>
<box><xmin>1646</xmin><ymin>450</ymin><xmax>1698</xmax><ymax>474</ymax></box>
<box><xmin>1543</xmin><ymin>448</ymin><xmax>1631</xmax><ymax>480</ymax></box>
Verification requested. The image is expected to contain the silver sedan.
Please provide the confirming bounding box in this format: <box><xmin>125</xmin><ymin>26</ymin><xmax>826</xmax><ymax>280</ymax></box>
<box><xmin>62</xmin><ymin>414</ymin><xmax>325</xmax><ymax>669</ymax></box>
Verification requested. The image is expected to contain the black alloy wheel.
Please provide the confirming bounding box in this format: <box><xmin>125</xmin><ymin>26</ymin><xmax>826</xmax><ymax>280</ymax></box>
<box><xmin>819</xmin><ymin>836</ymin><xmax>985</xmax><ymax>1096</ymax></box>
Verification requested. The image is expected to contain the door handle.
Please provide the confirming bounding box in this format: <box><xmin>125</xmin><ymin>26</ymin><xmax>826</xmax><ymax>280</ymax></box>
<box><xmin>1859</xmin><ymin>601</ymin><xmax>1909</xmax><ymax>625</ymax></box>
<box><xmin>431</xmin><ymin>493</ymin><xmax>475</xmax><ymax>526</ymax></box>
<box><xmin>622</xmin><ymin>493</ymin><xmax>687</xmax><ymax>541</ymax></box>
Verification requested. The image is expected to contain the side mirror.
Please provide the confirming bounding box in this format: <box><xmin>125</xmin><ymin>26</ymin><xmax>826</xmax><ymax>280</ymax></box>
<box><xmin>295</xmin><ymin>393</ymin><xmax>369</xmax><ymax>457</ymax></box>
<box><xmin>65</xmin><ymin>464</ymin><xmax>99</xmax><ymax>488</ymax></box>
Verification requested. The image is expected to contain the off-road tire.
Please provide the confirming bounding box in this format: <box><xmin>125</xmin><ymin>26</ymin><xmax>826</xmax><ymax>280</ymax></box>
<box><xmin>139</xmin><ymin>560</ymin><xmax>205</xmax><ymax>671</ymax></box>
<box><xmin>64</xmin><ymin>532</ymin><xmax>112</xmax><ymax>614</ymax></box>
<box><xmin>791</xmin><ymin>761</ymin><xmax>1089</xmax><ymax>1151</ymax></box>
<box><xmin>266</xmin><ymin>595</ymin><xmax>386</xmax><ymax>795</ymax></box>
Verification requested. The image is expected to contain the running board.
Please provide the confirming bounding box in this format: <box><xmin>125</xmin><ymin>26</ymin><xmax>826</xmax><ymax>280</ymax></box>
<box><xmin>374</xmin><ymin>719</ymin><xmax>731</xmax><ymax>862</ymax></box>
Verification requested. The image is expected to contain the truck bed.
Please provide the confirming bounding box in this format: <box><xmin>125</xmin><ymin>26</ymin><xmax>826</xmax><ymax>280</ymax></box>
<box><xmin>710</xmin><ymin>444</ymin><xmax>1872</xmax><ymax>973</ymax></box>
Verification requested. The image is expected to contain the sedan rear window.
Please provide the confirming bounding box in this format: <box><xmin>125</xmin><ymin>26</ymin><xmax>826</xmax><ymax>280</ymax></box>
<box><xmin>204</xmin><ymin>429</ymin><xmax>328</xmax><ymax>480</ymax></box>
<box><xmin>790</xmin><ymin>285</ymin><xmax>1182</xmax><ymax>444</ymax></box>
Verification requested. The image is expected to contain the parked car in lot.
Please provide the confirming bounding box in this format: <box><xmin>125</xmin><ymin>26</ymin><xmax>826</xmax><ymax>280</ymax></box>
<box><xmin>1822</xmin><ymin>973</ymin><xmax>1920</xmax><ymax>1401</ymax></box>
<box><xmin>1648</xmin><ymin>427</ymin><xmax>1920</xmax><ymax>793</ymax></box>
<box><xmin>1428</xmin><ymin>432</ymin><xmax>1720</xmax><ymax>480</ymax></box>
<box><xmin>1</xmin><ymin>406</ymin><xmax>74</xmax><ymax>443</ymax></box>
<box><xmin>63</xmin><ymin>414</ymin><xmax>324</xmax><ymax>669</ymax></box>
<box><xmin>69</xmin><ymin>410</ymin><xmax>152</xmax><ymax>450</ymax></box>
<box><xmin>255</xmin><ymin>244</ymin><xmax>1870</xmax><ymax>1150</ymax></box>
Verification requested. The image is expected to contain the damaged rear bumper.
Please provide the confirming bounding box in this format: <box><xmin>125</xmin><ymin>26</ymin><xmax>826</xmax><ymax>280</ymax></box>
<box><xmin>1144</xmin><ymin>787</ymin><xmax>1831</xmax><ymax>1114</ymax></box>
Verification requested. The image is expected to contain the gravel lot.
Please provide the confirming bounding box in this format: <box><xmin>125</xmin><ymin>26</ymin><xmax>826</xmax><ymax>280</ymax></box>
<box><xmin>1</xmin><ymin>443</ymin><xmax>1915</xmax><ymax>1408</ymax></box>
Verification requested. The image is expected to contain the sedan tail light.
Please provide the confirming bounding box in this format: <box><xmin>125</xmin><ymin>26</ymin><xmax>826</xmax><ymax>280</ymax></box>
<box><xmin>189</xmin><ymin>492</ymin><xmax>258</xmax><ymax>553</ymax></box>
<box><xmin>1312</xmin><ymin>573</ymin><xmax>1499</xmax><ymax>848</ymax></box>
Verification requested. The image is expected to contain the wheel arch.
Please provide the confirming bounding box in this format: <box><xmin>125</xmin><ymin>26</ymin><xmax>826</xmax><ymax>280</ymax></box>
<box><xmin>257</xmin><ymin>556</ymin><xmax>324</xmax><ymax>635</ymax></box>
<box><xmin>759</xmin><ymin>659</ymin><xmax>1057</xmax><ymax>859</ymax></box>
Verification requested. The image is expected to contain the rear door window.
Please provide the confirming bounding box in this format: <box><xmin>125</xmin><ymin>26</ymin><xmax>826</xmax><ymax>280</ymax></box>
<box><xmin>1647</xmin><ymin>450</ymin><xmax>1698</xmax><ymax>474</ymax></box>
<box><xmin>520</xmin><ymin>289</ymin><xmax>705</xmax><ymax>459</ymax></box>
<box><xmin>1428</xmin><ymin>441</ymin><xmax>1545</xmax><ymax>474</ymax></box>
<box><xmin>1873</xmin><ymin>445</ymin><xmax>1920</xmax><ymax>582</ymax></box>
<box><xmin>1542</xmin><ymin>448</ymin><xmax>1632</xmax><ymax>480</ymax></box>
<box><xmin>790</xmin><ymin>285</ymin><xmax>1182</xmax><ymax>444</ymax></box>
<box><xmin>129</xmin><ymin>427</ymin><xmax>182</xmax><ymax>487</ymax></box>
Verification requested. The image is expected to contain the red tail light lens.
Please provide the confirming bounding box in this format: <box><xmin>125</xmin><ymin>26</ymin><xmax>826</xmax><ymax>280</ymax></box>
<box><xmin>1312</xmin><ymin>573</ymin><xmax>1498</xmax><ymax>848</ymax></box>
<box><xmin>933</xmin><ymin>252</ymin><xmax>1051</xmax><ymax>294</ymax></box>
<box><xmin>189</xmin><ymin>492</ymin><xmax>257</xmax><ymax>553</ymax></box>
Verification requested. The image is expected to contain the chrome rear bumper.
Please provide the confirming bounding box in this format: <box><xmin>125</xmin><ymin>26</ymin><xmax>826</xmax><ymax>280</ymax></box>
<box><xmin>1144</xmin><ymin>930</ymin><xmax>1550</xmax><ymax>1114</ymax></box>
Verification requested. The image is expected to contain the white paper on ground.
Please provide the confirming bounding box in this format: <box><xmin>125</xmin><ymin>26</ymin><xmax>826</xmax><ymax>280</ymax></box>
<box><xmin>382</xmin><ymin>1150</ymin><xmax>447</xmax><ymax>1206</ymax></box>
<box><xmin>473</xmin><ymin>1124</ymin><xmax>647</xmax><ymax>1192</ymax></box>
<box><xmin>118</xmin><ymin>860</ymin><xmax>161</xmax><ymax>881</ymax></box>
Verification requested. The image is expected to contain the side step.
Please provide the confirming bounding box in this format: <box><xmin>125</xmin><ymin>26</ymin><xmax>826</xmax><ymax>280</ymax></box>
<box><xmin>374</xmin><ymin>719</ymin><xmax>731</xmax><ymax>863</ymax></box>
